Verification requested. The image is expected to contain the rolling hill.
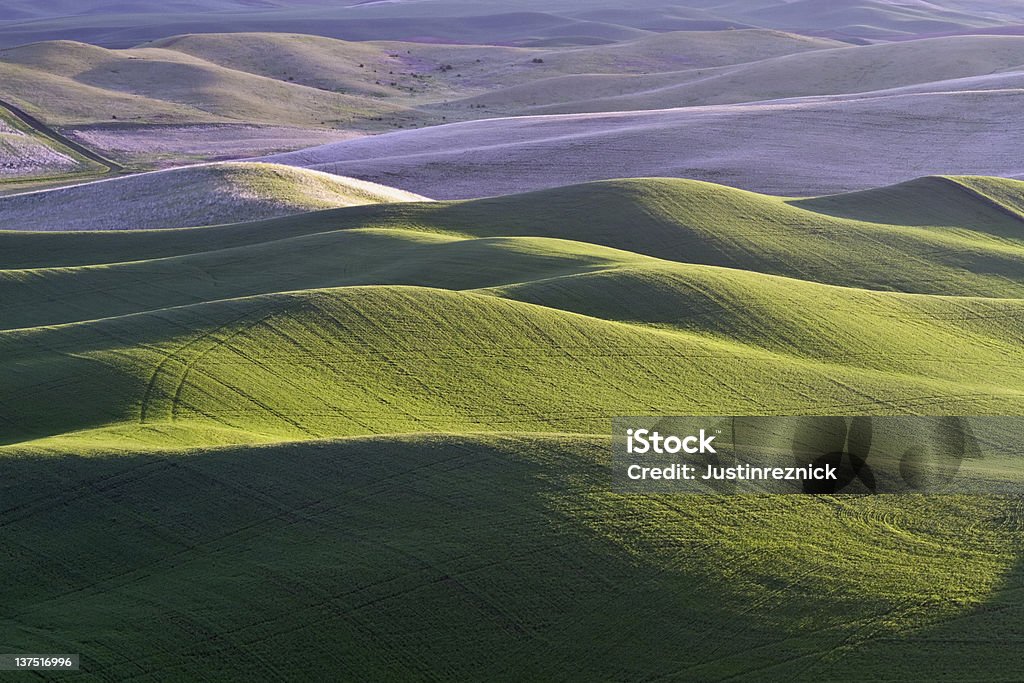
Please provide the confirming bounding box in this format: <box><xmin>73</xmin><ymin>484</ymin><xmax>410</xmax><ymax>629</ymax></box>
<box><xmin>5</xmin><ymin>435</ymin><xmax>1022</xmax><ymax>680</ymax></box>
<box><xmin>5</xmin><ymin>28</ymin><xmax>1023</xmax><ymax>185</ymax></box>
<box><xmin>0</xmin><ymin>29</ymin><xmax>842</xmax><ymax>129</ymax></box>
<box><xmin>442</xmin><ymin>35</ymin><xmax>1024</xmax><ymax>115</ymax></box>
<box><xmin>0</xmin><ymin>7</ymin><xmax>657</xmax><ymax>50</ymax></box>
<box><xmin>2</xmin><ymin>175</ymin><xmax>1023</xmax><ymax>445</ymax></box>
<box><xmin>0</xmin><ymin>29</ymin><xmax>845</xmax><ymax>172</ymax></box>
<box><xmin>741</xmin><ymin>0</ymin><xmax>1000</xmax><ymax>39</ymax></box>
<box><xmin>4</xmin><ymin>2</ymin><xmax>1024</xmax><ymax>680</ymax></box>
<box><xmin>147</xmin><ymin>28</ymin><xmax>842</xmax><ymax>91</ymax></box>
<box><xmin>0</xmin><ymin>40</ymin><xmax>420</xmax><ymax>128</ymax></box>
<box><xmin>0</xmin><ymin>162</ymin><xmax>427</xmax><ymax>231</ymax></box>
<box><xmin>266</xmin><ymin>89</ymin><xmax>1024</xmax><ymax>198</ymax></box>
<box><xmin>2</xmin><ymin>174</ymin><xmax>1024</xmax><ymax>679</ymax></box>
<box><xmin>14</xmin><ymin>283</ymin><xmax>1015</xmax><ymax>452</ymax></box>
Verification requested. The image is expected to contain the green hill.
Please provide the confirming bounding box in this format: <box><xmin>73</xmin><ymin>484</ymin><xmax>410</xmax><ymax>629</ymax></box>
<box><xmin>2</xmin><ymin>175</ymin><xmax>1024</xmax><ymax>679</ymax></box>
<box><xmin>7</xmin><ymin>284</ymin><xmax>1020</xmax><ymax>452</ymax></box>
<box><xmin>3</xmin><ymin>176</ymin><xmax>1024</xmax><ymax>327</ymax></box>
<box><xmin>4</xmin><ymin>176</ymin><xmax>1022</xmax><ymax>291</ymax></box>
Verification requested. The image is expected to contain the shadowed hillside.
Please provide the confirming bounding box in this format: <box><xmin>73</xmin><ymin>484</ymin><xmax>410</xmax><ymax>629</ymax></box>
<box><xmin>2</xmin><ymin>436</ymin><xmax>1022</xmax><ymax>680</ymax></box>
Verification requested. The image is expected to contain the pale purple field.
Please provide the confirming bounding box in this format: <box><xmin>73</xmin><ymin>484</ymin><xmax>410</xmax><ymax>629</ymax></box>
<box><xmin>3</xmin><ymin>0</ymin><xmax>1024</xmax><ymax>47</ymax></box>
<box><xmin>0</xmin><ymin>115</ymin><xmax>89</xmax><ymax>179</ymax></box>
<box><xmin>3</xmin><ymin>0</ymin><xmax>1024</xmax><ymax>205</ymax></box>
<box><xmin>0</xmin><ymin>136</ymin><xmax>82</xmax><ymax>178</ymax></box>
<box><xmin>0</xmin><ymin>162</ymin><xmax>425</xmax><ymax>231</ymax></box>
<box><xmin>64</xmin><ymin>124</ymin><xmax>359</xmax><ymax>167</ymax></box>
<box><xmin>264</xmin><ymin>88</ymin><xmax>1024</xmax><ymax>198</ymax></box>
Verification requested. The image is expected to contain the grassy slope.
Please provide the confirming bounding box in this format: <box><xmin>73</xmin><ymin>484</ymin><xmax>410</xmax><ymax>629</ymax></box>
<box><xmin>2</xmin><ymin>176</ymin><xmax>1022</xmax><ymax>290</ymax></box>
<box><xmin>0</xmin><ymin>161</ymin><xmax>427</xmax><ymax>230</ymax></box>
<box><xmin>0</xmin><ymin>40</ymin><xmax>419</xmax><ymax>128</ymax></box>
<box><xmin>150</xmin><ymin>29</ymin><xmax>841</xmax><ymax>98</ymax></box>
<box><xmin>0</xmin><ymin>29</ymin><xmax>842</xmax><ymax>130</ymax></box>
<box><xmin>407</xmin><ymin>177</ymin><xmax>1024</xmax><ymax>296</ymax></box>
<box><xmin>1</xmin><ymin>175</ymin><xmax>1022</xmax><ymax>448</ymax></box>
<box><xmin>6</xmin><ymin>282</ymin><xmax>1022</xmax><ymax>449</ymax></box>
<box><xmin>2</xmin><ymin>176</ymin><xmax>1024</xmax><ymax>679</ymax></box>
<box><xmin>4</xmin><ymin>435</ymin><xmax>1022</xmax><ymax>681</ymax></box>
<box><xmin>12</xmin><ymin>31</ymin><xmax>1017</xmax><ymax>130</ymax></box>
<box><xmin>145</xmin><ymin>32</ymin><xmax>423</xmax><ymax>97</ymax></box>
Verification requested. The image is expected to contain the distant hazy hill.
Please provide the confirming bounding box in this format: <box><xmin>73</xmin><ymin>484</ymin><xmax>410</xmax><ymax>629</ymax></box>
<box><xmin>444</xmin><ymin>35</ymin><xmax>1024</xmax><ymax>115</ymax></box>
<box><xmin>0</xmin><ymin>0</ymin><xmax>1020</xmax><ymax>46</ymax></box>
<box><xmin>741</xmin><ymin>0</ymin><xmax>999</xmax><ymax>39</ymax></box>
<box><xmin>0</xmin><ymin>39</ymin><xmax>419</xmax><ymax>128</ymax></box>
<box><xmin>7</xmin><ymin>29</ymin><xmax>1024</xmax><ymax>184</ymax></box>
<box><xmin>0</xmin><ymin>7</ymin><xmax>652</xmax><ymax>49</ymax></box>
<box><xmin>0</xmin><ymin>30</ymin><xmax>839</xmax><ymax>131</ymax></box>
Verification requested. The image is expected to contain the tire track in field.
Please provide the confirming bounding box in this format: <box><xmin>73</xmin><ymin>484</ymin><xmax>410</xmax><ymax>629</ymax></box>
<box><xmin>0</xmin><ymin>97</ymin><xmax>124</xmax><ymax>173</ymax></box>
<box><xmin>138</xmin><ymin>305</ymin><xmax>280</xmax><ymax>424</ymax></box>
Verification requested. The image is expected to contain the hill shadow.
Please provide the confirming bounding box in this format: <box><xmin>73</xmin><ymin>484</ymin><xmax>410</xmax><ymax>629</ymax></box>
<box><xmin>2</xmin><ymin>435</ymin><xmax>1021</xmax><ymax>679</ymax></box>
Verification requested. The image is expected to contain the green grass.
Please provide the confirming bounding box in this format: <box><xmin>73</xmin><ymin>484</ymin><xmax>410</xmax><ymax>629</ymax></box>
<box><xmin>7</xmin><ymin>285</ymin><xmax>1019</xmax><ymax>452</ymax></box>
<box><xmin>2</xmin><ymin>175</ymin><xmax>1024</xmax><ymax>679</ymax></box>
<box><xmin>4</xmin><ymin>435</ymin><xmax>1023</xmax><ymax>680</ymax></box>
